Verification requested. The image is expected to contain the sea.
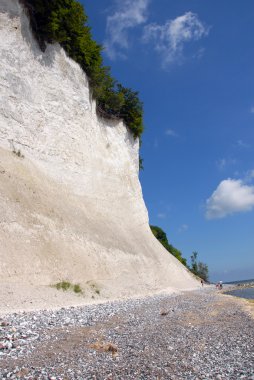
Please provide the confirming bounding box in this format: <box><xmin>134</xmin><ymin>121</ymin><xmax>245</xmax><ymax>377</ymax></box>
<box><xmin>224</xmin><ymin>278</ymin><xmax>254</xmax><ymax>300</ymax></box>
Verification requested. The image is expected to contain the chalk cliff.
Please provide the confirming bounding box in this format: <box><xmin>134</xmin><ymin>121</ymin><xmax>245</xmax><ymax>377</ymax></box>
<box><xmin>0</xmin><ymin>0</ymin><xmax>198</xmax><ymax>299</ymax></box>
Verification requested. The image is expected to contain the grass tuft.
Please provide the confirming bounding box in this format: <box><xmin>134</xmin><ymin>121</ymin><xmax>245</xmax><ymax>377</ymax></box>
<box><xmin>53</xmin><ymin>281</ymin><xmax>83</xmax><ymax>294</ymax></box>
<box><xmin>73</xmin><ymin>284</ymin><xmax>82</xmax><ymax>293</ymax></box>
<box><xmin>55</xmin><ymin>281</ymin><xmax>71</xmax><ymax>291</ymax></box>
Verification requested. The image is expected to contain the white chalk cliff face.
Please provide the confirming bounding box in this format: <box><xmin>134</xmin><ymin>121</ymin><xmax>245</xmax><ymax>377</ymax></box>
<box><xmin>0</xmin><ymin>0</ymin><xmax>197</xmax><ymax>297</ymax></box>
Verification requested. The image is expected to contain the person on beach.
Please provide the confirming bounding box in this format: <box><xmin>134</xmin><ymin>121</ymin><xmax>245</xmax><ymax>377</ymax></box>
<box><xmin>201</xmin><ymin>279</ymin><xmax>204</xmax><ymax>287</ymax></box>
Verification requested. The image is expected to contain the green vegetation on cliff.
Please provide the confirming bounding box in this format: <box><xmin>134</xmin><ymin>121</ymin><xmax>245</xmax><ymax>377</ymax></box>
<box><xmin>190</xmin><ymin>251</ymin><xmax>209</xmax><ymax>282</ymax></box>
<box><xmin>150</xmin><ymin>226</ymin><xmax>209</xmax><ymax>281</ymax></box>
<box><xmin>21</xmin><ymin>0</ymin><xmax>144</xmax><ymax>138</ymax></box>
<box><xmin>150</xmin><ymin>225</ymin><xmax>187</xmax><ymax>266</ymax></box>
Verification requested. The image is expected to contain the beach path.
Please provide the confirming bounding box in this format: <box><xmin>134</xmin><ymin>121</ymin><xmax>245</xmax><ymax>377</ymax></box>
<box><xmin>0</xmin><ymin>289</ymin><xmax>253</xmax><ymax>379</ymax></box>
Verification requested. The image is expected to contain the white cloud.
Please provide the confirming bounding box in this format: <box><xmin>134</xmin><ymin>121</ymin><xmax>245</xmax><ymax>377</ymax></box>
<box><xmin>143</xmin><ymin>12</ymin><xmax>209</xmax><ymax>67</ymax></box>
<box><xmin>165</xmin><ymin>129</ymin><xmax>178</xmax><ymax>137</ymax></box>
<box><xmin>157</xmin><ymin>212</ymin><xmax>166</xmax><ymax>219</ymax></box>
<box><xmin>250</xmin><ymin>106</ymin><xmax>254</xmax><ymax>113</ymax></box>
<box><xmin>178</xmin><ymin>224</ymin><xmax>189</xmax><ymax>232</ymax></box>
<box><xmin>206</xmin><ymin>178</ymin><xmax>254</xmax><ymax>219</ymax></box>
<box><xmin>244</xmin><ymin>169</ymin><xmax>254</xmax><ymax>183</ymax></box>
<box><xmin>105</xmin><ymin>0</ymin><xmax>149</xmax><ymax>59</ymax></box>
<box><xmin>216</xmin><ymin>157</ymin><xmax>237</xmax><ymax>171</ymax></box>
<box><xmin>249</xmin><ymin>170</ymin><xmax>254</xmax><ymax>178</ymax></box>
<box><xmin>193</xmin><ymin>47</ymin><xmax>205</xmax><ymax>60</ymax></box>
<box><xmin>237</xmin><ymin>139</ymin><xmax>249</xmax><ymax>149</ymax></box>
<box><xmin>216</xmin><ymin>158</ymin><xmax>227</xmax><ymax>170</ymax></box>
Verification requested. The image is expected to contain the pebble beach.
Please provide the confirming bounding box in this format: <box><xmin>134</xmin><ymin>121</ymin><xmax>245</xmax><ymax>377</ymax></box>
<box><xmin>0</xmin><ymin>288</ymin><xmax>253</xmax><ymax>380</ymax></box>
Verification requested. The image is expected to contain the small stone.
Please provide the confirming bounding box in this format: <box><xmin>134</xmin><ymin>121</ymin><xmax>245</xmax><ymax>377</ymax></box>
<box><xmin>1</xmin><ymin>321</ymin><xmax>9</xmax><ymax>327</ymax></box>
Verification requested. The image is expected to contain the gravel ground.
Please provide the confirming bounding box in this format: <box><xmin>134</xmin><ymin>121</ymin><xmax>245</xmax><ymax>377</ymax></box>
<box><xmin>0</xmin><ymin>288</ymin><xmax>253</xmax><ymax>380</ymax></box>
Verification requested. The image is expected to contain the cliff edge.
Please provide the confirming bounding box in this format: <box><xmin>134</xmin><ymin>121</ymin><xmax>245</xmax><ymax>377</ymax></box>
<box><xmin>0</xmin><ymin>0</ymin><xmax>198</xmax><ymax>308</ymax></box>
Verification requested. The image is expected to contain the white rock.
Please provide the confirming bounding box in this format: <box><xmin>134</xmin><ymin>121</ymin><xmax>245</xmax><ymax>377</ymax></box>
<box><xmin>0</xmin><ymin>0</ymin><xmax>198</xmax><ymax>306</ymax></box>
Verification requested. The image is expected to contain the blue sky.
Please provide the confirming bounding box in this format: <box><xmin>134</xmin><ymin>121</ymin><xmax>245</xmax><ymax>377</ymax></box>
<box><xmin>82</xmin><ymin>0</ymin><xmax>254</xmax><ymax>282</ymax></box>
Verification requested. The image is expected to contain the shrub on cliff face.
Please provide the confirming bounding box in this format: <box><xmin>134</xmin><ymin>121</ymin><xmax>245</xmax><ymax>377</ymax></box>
<box><xmin>150</xmin><ymin>225</ymin><xmax>187</xmax><ymax>266</ymax></box>
<box><xmin>20</xmin><ymin>0</ymin><xmax>144</xmax><ymax>139</ymax></box>
<box><xmin>117</xmin><ymin>85</ymin><xmax>144</xmax><ymax>138</ymax></box>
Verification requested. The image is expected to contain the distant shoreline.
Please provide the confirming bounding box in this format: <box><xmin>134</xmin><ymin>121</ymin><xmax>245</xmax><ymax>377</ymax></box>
<box><xmin>223</xmin><ymin>281</ymin><xmax>254</xmax><ymax>292</ymax></box>
<box><xmin>222</xmin><ymin>282</ymin><xmax>254</xmax><ymax>304</ymax></box>
<box><xmin>225</xmin><ymin>278</ymin><xmax>254</xmax><ymax>285</ymax></box>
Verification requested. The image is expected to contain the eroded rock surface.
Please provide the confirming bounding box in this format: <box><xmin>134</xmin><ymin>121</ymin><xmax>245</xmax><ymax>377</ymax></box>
<box><xmin>0</xmin><ymin>0</ymin><xmax>197</xmax><ymax>301</ymax></box>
